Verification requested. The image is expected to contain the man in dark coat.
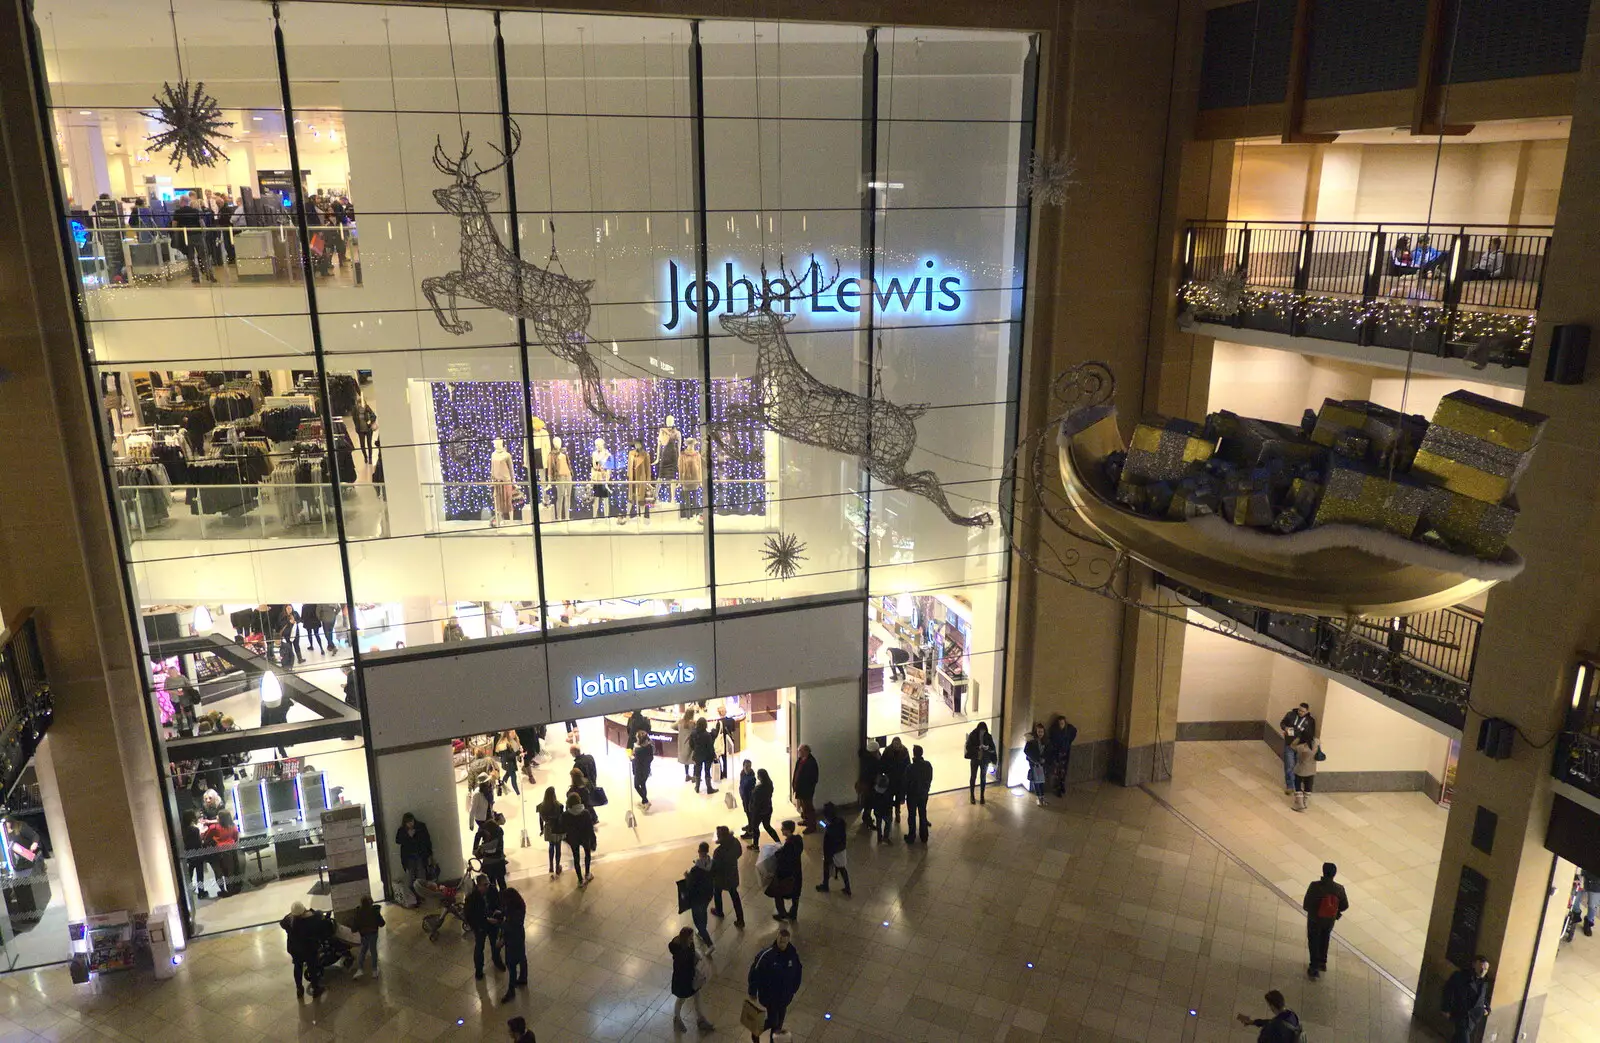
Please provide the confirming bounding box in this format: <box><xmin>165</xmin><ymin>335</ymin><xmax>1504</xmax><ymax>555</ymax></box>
<box><xmin>791</xmin><ymin>745</ymin><xmax>819</xmax><ymax>833</ymax></box>
<box><xmin>462</xmin><ymin>874</ymin><xmax>506</xmax><ymax>979</ymax></box>
<box><xmin>857</xmin><ymin>739</ymin><xmax>881</xmax><ymax>827</ymax></box>
<box><xmin>170</xmin><ymin>193</ymin><xmax>216</xmax><ymax>284</ymax></box>
<box><xmin>280</xmin><ymin>902</ymin><xmax>323</xmax><ymax>997</ymax></box>
<box><xmin>394</xmin><ymin>812</ymin><xmax>433</xmax><ymax>894</ymax></box>
<box><xmin>881</xmin><ymin>738</ymin><xmax>910</xmax><ymax>825</ymax></box>
<box><xmin>499</xmin><ymin>887</ymin><xmax>528</xmax><ymax>1002</ymax></box>
<box><xmin>1301</xmin><ymin>861</ymin><xmax>1349</xmax><ymax>979</ymax></box>
<box><xmin>904</xmin><ymin>745</ymin><xmax>934</xmax><ymax>844</ymax></box>
<box><xmin>769</xmin><ymin>821</ymin><xmax>803</xmax><ymax>921</ymax></box>
<box><xmin>747</xmin><ymin>928</ymin><xmax>803</xmax><ymax>1043</ymax></box>
<box><xmin>571</xmin><ymin>744</ymin><xmax>599</xmax><ymax>789</ymax></box>
<box><xmin>1442</xmin><ymin>956</ymin><xmax>1492</xmax><ymax>1043</ymax></box>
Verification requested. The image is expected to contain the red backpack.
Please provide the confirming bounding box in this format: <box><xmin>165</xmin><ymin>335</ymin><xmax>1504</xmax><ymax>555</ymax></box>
<box><xmin>1317</xmin><ymin>891</ymin><xmax>1341</xmax><ymax>919</ymax></box>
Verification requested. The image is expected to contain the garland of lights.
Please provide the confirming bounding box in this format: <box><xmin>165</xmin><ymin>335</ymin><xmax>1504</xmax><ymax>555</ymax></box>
<box><xmin>430</xmin><ymin>378</ymin><xmax>767</xmax><ymax>522</ymax></box>
<box><xmin>1179</xmin><ymin>280</ymin><xmax>1538</xmax><ymax>344</ymax></box>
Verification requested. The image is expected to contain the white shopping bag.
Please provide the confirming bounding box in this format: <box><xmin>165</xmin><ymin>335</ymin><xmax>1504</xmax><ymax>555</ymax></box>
<box><xmin>755</xmin><ymin>843</ymin><xmax>780</xmax><ymax>888</ymax></box>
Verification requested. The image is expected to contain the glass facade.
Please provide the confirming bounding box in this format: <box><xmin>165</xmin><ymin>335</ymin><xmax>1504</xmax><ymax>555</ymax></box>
<box><xmin>35</xmin><ymin>0</ymin><xmax>1034</xmax><ymax>933</ymax></box>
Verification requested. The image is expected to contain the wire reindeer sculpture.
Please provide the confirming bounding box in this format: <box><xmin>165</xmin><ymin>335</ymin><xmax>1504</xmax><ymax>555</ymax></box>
<box><xmin>717</xmin><ymin>257</ymin><xmax>992</xmax><ymax>528</ymax></box>
<box><xmin>423</xmin><ymin>125</ymin><xmax>618</xmax><ymax>419</ymax></box>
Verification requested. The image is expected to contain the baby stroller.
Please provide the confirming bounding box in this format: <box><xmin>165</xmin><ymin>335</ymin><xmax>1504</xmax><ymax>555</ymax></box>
<box><xmin>421</xmin><ymin>857</ymin><xmax>481</xmax><ymax>941</ymax></box>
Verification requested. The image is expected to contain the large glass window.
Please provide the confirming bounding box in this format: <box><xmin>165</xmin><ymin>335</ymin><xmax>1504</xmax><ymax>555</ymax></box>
<box><xmin>35</xmin><ymin>0</ymin><xmax>1034</xmax><ymax>934</ymax></box>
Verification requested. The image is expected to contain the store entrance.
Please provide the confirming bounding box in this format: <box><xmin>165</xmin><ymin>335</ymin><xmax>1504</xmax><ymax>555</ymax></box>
<box><xmin>452</xmin><ymin>690</ymin><xmax>796</xmax><ymax>871</ymax></box>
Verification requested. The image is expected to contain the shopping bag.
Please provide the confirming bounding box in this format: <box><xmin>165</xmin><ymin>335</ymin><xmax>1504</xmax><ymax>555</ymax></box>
<box><xmin>755</xmin><ymin>843</ymin><xmax>779</xmax><ymax>888</ymax></box>
<box><xmin>625</xmin><ymin>809</ymin><xmax>637</xmax><ymax>828</ymax></box>
<box><xmin>724</xmin><ymin>791</ymin><xmax>738</xmax><ymax>810</ymax></box>
<box><xmin>676</xmin><ymin>878</ymin><xmax>693</xmax><ymax>914</ymax></box>
<box><xmin>740</xmin><ymin>998</ymin><xmax>768</xmax><ymax>1033</ymax></box>
<box><xmin>832</xmin><ymin>849</ymin><xmax>848</xmax><ymax>870</ymax></box>
<box><xmin>309</xmin><ymin>232</ymin><xmax>326</xmax><ymax>257</ymax></box>
<box><xmin>589</xmin><ymin>786</ymin><xmax>610</xmax><ymax>807</ymax></box>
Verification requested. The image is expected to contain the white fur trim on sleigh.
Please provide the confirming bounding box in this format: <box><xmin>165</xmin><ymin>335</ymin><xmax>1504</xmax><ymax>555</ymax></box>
<box><xmin>1187</xmin><ymin>513</ymin><xmax>1525</xmax><ymax>581</ymax></box>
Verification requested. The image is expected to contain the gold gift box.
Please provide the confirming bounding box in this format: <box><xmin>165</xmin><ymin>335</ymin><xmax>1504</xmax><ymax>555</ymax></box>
<box><xmin>1432</xmin><ymin>390</ymin><xmax>1547</xmax><ymax>453</ymax></box>
<box><xmin>1309</xmin><ymin>399</ymin><xmax>1371</xmax><ymax>448</ymax></box>
<box><xmin>1312</xmin><ymin>463</ymin><xmax>1428</xmax><ymax>538</ymax></box>
<box><xmin>1125</xmin><ymin>416</ymin><xmax>1214</xmax><ymax>483</ymax></box>
<box><xmin>1410</xmin><ymin>429</ymin><xmax>1526</xmax><ymax>504</ymax></box>
<box><xmin>1419</xmin><ymin>487</ymin><xmax>1518</xmax><ymax>559</ymax></box>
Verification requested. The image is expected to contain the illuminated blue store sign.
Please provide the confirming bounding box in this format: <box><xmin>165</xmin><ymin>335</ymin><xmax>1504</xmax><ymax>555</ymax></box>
<box><xmin>573</xmin><ymin>662</ymin><xmax>698</xmax><ymax>705</ymax></box>
<box><xmin>662</xmin><ymin>260</ymin><xmax>964</xmax><ymax>331</ymax></box>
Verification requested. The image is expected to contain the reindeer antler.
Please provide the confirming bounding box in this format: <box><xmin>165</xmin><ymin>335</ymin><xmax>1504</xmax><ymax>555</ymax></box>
<box><xmin>750</xmin><ymin>254</ymin><xmax>842</xmax><ymax>314</ymax></box>
<box><xmin>475</xmin><ymin>119</ymin><xmax>523</xmax><ymax>179</ymax></box>
<box><xmin>433</xmin><ymin>133</ymin><xmax>477</xmax><ymax>178</ymax></box>
<box><xmin>781</xmin><ymin>254</ymin><xmax>841</xmax><ymax>299</ymax></box>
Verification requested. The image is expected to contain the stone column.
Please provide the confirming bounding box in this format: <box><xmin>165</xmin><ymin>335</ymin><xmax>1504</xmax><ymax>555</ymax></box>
<box><xmin>1415</xmin><ymin>2</ymin><xmax>1600</xmax><ymax>1036</ymax></box>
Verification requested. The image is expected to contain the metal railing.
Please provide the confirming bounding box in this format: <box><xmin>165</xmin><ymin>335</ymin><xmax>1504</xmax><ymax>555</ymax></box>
<box><xmin>1161</xmin><ymin>576</ymin><xmax>1480</xmax><ymax>730</ymax></box>
<box><xmin>1180</xmin><ymin>219</ymin><xmax>1552</xmax><ymax>364</ymax></box>
<box><xmin>1555</xmin><ymin>662</ymin><xmax>1600</xmax><ymax>799</ymax></box>
<box><xmin>0</xmin><ymin>610</ymin><xmax>54</xmax><ymax>799</ymax></box>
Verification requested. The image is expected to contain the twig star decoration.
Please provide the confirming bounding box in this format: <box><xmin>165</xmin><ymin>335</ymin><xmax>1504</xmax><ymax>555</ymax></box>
<box><xmin>760</xmin><ymin>532</ymin><xmax>808</xmax><ymax>581</ymax></box>
<box><xmin>1020</xmin><ymin>148</ymin><xmax>1076</xmax><ymax>207</ymax></box>
<box><xmin>146</xmin><ymin>81</ymin><xmax>232</xmax><ymax>170</ymax></box>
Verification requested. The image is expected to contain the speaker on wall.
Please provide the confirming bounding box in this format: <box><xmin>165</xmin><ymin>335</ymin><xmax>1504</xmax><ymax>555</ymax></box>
<box><xmin>1544</xmin><ymin>324</ymin><xmax>1590</xmax><ymax>384</ymax></box>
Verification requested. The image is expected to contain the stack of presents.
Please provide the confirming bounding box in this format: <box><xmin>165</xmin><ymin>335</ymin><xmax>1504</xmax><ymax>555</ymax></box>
<box><xmin>1103</xmin><ymin>390</ymin><xmax>1547</xmax><ymax>560</ymax></box>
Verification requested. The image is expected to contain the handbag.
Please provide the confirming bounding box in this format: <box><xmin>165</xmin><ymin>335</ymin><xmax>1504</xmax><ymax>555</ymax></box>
<box><xmin>692</xmin><ymin>955</ymin><xmax>710</xmax><ymax>992</ymax></box>
<box><xmin>589</xmin><ymin>786</ymin><xmax>609</xmax><ymax>807</ymax></box>
<box><xmin>1314</xmin><ymin>746</ymin><xmax>1328</xmax><ymax>762</ymax></box>
<box><xmin>676</xmin><ymin>878</ymin><xmax>693</xmax><ymax>914</ymax></box>
<box><xmin>740</xmin><ymin>998</ymin><xmax>768</xmax><ymax>1033</ymax></box>
<box><xmin>764</xmin><ymin>875</ymin><xmax>798</xmax><ymax>899</ymax></box>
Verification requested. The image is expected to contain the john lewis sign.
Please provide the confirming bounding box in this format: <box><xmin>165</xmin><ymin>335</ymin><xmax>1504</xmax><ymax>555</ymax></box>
<box><xmin>574</xmin><ymin>662</ymin><xmax>698</xmax><ymax>705</ymax></box>
<box><xmin>663</xmin><ymin>260</ymin><xmax>965</xmax><ymax>331</ymax></box>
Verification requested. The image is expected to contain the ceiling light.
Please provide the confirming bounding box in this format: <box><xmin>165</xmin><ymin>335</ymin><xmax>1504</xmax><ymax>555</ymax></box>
<box><xmin>252</xmin><ymin>116</ymin><xmax>264</xmax><ymax>121</ymax></box>
<box><xmin>192</xmin><ymin>605</ymin><xmax>213</xmax><ymax>632</ymax></box>
<box><xmin>260</xmin><ymin>670</ymin><xmax>283</xmax><ymax>708</ymax></box>
<box><xmin>78</xmin><ymin>109</ymin><xmax>92</xmax><ymax>115</ymax></box>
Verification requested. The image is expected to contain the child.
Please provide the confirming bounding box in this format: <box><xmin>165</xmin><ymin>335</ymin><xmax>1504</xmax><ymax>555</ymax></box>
<box><xmin>352</xmin><ymin>893</ymin><xmax>385</xmax><ymax>978</ymax></box>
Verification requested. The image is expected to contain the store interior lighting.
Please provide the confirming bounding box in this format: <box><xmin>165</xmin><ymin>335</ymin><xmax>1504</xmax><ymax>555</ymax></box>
<box><xmin>192</xmin><ymin>604</ymin><xmax>212</xmax><ymax>634</ymax></box>
<box><xmin>260</xmin><ymin>670</ymin><xmax>283</xmax><ymax>708</ymax></box>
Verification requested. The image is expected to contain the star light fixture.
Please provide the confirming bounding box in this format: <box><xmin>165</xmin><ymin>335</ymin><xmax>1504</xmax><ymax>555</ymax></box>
<box><xmin>145</xmin><ymin>81</ymin><xmax>233</xmax><ymax>170</ymax></box>
<box><xmin>760</xmin><ymin>531</ymin><xmax>808</xmax><ymax>581</ymax></box>
<box><xmin>1020</xmin><ymin>148</ymin><xmax>1076</xmax><ymax>207</ymax></box>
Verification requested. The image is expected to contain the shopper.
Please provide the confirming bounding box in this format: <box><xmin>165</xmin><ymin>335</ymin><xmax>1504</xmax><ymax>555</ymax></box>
<box><xmin>319</xmin><ymin>603</ymin><xmax>340</xmax><ymax>652</ymax></box>
<box><xmin>464</xmin><ymin>875</ymin><xmax>505</xmax><ymax>980</ymax></box>
<box><xmin>277</xmin><ymin>609</ymin><xmax>299</xmax><ymax>668</ymax></box>
<box><xmin>351</xmin><ymin>893</ymin><xmax>384</xmax><ymax>979</ymax></box>
<box><xmin>395</xmin><ymin>813</ymin><xmax>433</xmax><ymax>896</ymax></box>
<box><xmin>881</xmin><ymin>737</ymin><xmax>909</xmax><ymax>825</ymax></box>
<box><xmin>632</xmin><ymin>729</ymin><xmax>654</xmax><ymax>808</ymax></box>
<box><xmin>499</xmin><ymin>886</ymin><xmax>528</xmax><ymax>1002</ymax></box>
<box><xmin>870</xmin><ymin>774</ymin><xmax>894</xmax><ymax>843</ymax></box>
<box><xmin>1047</xmin><ymin>714</ymin><xmax>1078</xmax><ymax>796</ymax></box>
<box><xmin>469</xmin><ymin>778</ymin><xmax>496</xmax><ymax>831</ymax></box>
<box><xmin>1279</xmin><ymin>703</ymin><xmax>1316</xmax><ymax>794</ymax></box>
<box><xmin>691</xmin><ymin>718</ymin><xmax>719</xmax><ymax>794</ymax></box>
<box><xmin>280</xmin><ymin>902</ymin><xmax>323</xmax><ymax>998</ymax></box>
<box><xmin>964</xmin><ymin>721</ymin><xmax>997</xmax><ymax>804</ymax></box>
<box><xmin>475</xmin><ymin>812</ymin><xmax>509</xmax><ymax>892</ymax></box>
<box><xmin>768</xmin><ymin>820</ymin><xmax>803</xmax><ymax>921</ymax></box>
<box><xmin>1235</xmin><ymin>990</ymin><xmax>1302</xmax><ymax>1042</ymax></box>
<box><xmin>711</xmin><ymin>824</ymin><xmax>745</xmax><ymax>927</ymax></box>
<box><xmin>683</xmin><ymin>842</ymin><xmax>716</xmax><ymax>952</ymax></box>
<box><xmin>515</xmin><ymin>724</ymin><xmax>543</xmax><ymax>780</ymax></box>
<box><xmin>815</xmin><ymin>802</ymin><xmax>851</xmax><ymax>896</ymax></box>
<box><xmin>171</xmin><ymin>193</ymin><xmax>216</xmax><ymax>284</ymax></box>
<box><xmin>1442</xmin><ymin>956</ymin><xmax>1493</xmax><ymax>1043</ymax></box>
<box><xmin>352</xmin><ymin>397</ymin><xmax>377</xmax><ymax>464</ymax></box>
<box><xmin>301</xmin><ymin>603</ymin><xmax>324</xmax><ymax>654</ymax></box>
<box><xmin>747</xmin><ymin>928</ymin><xmax>803</xmax><ymax>1043</ymax></box>
<box><xmin>669</xmin><ymin>926</ymin><xmax>716</xmax><ymax>1033</ymax></box>
<box><xmin>677</xmin><ymin>708</ymin><xmax>696</xmax><ymax>781</ymax></box>
<box><xmin>627</xmin><ymin>708</ymin><xmax>650</xmax><ymax>747</ymax></box>
<box><xmin>204</xmin><ymin>809</ymin><xmax>241</xmax><ymax>897</ymax></box>
<box><xmin>181</xmin><ymin>808</ymin><xmax>213</xmax><ymax>898</ymax></box>
<box><xmin>495</xmin><ymin>731</ymin><xmax>523</xmax><ymax>797</ymax></box>
<box><xmin>904</xmin><ymin>745</ymin><xmax>933</xmax><ymax>844</ymax></box>
<box><xmin>506</xmin><ymin>1016</ymin><xmax>536</xmax><ymax>1043</ymax></box>
<box><xmin>738</xmin><ymin>758</ymin><xmax>757</xmax><ymax>840</ymax></box>
<box><xmin>571</xmin><ymin>744</ymin><xmax>598</xmax><ymax>790</ymax></box>
<box><xmin>1301</xmin><ymin>862</ymin><xmax>1348</xmax><ymax>979</ymax></box>
<box><xmin>791</xmin><ymin>744</ymin><xmax>819</xmax><ymax>833</ymax></box>
<box><xmin>748</xmin><ymin>768</ymin><xmax>779</xmax><ymax>848</ymax></box>
<box><xmin>1577</xmin><ymin>868</ymin><xmax>1600</xmax><ymax>936</ymax></box>
<box><xmin>562</xmin><ymin>792</ymin><xmax>596</xmax><ymax>885</ymax></box>
<box><xmin>857</xmin><ymin>738</ymin><xmax>882</xmax><ymax>827</ymax></box>
<box><xmin>1024</xmin><ymin>721</ymin><xmax>1049</xmax><ymax>806</ymax></box>
<box><xmin>536</xmin><ymin>787</ymin><xmax>565</xmax><ymax>876</ymax></box>
<box><xmin>1290</xmin><ymin>732</ymin><xmax>1321</xmax><ymax>812</ymax></box>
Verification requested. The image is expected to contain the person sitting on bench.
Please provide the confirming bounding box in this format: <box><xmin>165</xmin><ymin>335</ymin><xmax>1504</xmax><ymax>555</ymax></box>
<box><xmin>1461</xmin><ymin>237</ymin><xmax>1506</xmax><ymax>280</ymax></box>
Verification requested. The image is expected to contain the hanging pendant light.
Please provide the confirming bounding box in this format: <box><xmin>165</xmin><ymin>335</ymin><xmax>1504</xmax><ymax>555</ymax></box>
<box><xmin>260</xmin><ymin>670</ymin><xmax>283</xmax><ymax>708</ymax></box>
<box><xmin>192</xmin><ymin>604</ymin><xmax>212</xmax><ymax>634</ymax></box>
<box><xmin>500</xmin><ymin>602</ymin><xmax>518</xmax><ymax>633</ymax></box>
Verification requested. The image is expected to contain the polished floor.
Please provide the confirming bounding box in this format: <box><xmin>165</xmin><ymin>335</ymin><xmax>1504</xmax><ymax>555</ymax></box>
<box><xmin>1152</xmin><ymin>740</ymin><xmax>1597</xmax><ymax>1043</ymax></box>
<box><xmin>0</xmin><ymin>780</ymin><xmax>1446</xmax><ymax>1042</ymax></box>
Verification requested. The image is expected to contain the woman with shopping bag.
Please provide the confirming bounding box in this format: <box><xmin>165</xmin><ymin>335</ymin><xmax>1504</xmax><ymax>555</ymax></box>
<box><xmin>669</xmin><ymin>926</ymin><xmax>715</xmax><ymax>1033</ymax></box>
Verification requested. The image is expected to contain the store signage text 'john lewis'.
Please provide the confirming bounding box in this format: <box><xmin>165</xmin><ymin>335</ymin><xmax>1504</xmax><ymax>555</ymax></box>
<box><xmin>662</xmin><ymin>260</ymin><xmax>964</xmax><ymax>331</ymax></box>
<box><xmin>573</xmin><ymin>662</ymin><xmax>698</xmax><ymax>705</ymax></box>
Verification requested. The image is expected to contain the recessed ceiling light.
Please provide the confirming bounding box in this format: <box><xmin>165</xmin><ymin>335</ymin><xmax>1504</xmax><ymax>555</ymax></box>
<box><xmin>78</xmin><ymin>110</ymin><xmax>92</xmax><ymax>115</ymax></box>
<box><xmin>252</xmin><ymin>116</ymin><xmax>264</xmax><ymax>121</ymax></box>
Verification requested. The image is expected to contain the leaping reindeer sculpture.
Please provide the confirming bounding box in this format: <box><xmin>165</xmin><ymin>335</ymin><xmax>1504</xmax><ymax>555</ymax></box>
<box><xmin>718</xmin><ymin>258</ymin><xmax>992</xmax><ymax>528</ymax></box>
<box><xmin>423</xmin><ymin>126</ymin><xmax>617</xmax><ymax>419</ymax></box>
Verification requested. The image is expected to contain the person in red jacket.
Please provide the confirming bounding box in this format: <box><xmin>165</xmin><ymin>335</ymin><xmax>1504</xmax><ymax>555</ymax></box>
<box><xmin>204</xmin><ymin>810</ymin><xmax>241</xmax><ymax>897</ymax></box>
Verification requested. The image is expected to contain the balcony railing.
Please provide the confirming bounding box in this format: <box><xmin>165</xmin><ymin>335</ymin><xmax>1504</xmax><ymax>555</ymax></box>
<box><xmin>1160</xmin><ymin>576</ymin><xmax>1478</xmax><ymax>730</ymax></box>
<box><xmin>0</xmin><ymin>610</ymin><xmax>54</xmax><ymax>798</ymax></box>
<box><xmin>1555</xmin><ymin>662</ymin><xmax>1600</xmax><ymax>801</ymax></box>
<box><xmin>1179</xmin><ymin>219</ymin><xmax>1551</xmax><ymax>366</ymax></box>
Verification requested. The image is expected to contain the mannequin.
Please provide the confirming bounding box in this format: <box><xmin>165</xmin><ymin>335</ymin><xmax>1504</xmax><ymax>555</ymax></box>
<box><xmin>655</xmin><ymin>416</ymin><xmax>682</xmax><ymax>504</ymax></box>
<box><xmin>625</xmin><ymin>440</ymin><xmax>655</xmax><ymax>524</ymax></box>
<box><xmin>489</xmin><ymin>437</ymin><xmax>516</xmax><ymax>526</ymax></box>
<box><xmin>529</xmin><ymin>417</ymin><xmax>553</xmax><ymax>504</ymax></box>
<box><xmin>589</xmin><ymin>438</ymin><xmax>612</xmax><ymax>519</ymax></box>
<box><xmin>678</xmin><ymin>438</ymin><xmax>705</xmax><ymax>522</ymax></box>
<box><xmin>549</xmin><ymin>436</ymin><xmax>574</xmax><ymax>521</ymax></box>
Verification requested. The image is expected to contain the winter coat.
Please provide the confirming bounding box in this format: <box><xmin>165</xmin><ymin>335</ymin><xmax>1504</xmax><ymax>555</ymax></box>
<box><xmin>750</xmin><ymin>778</ymin><xmax>775</xmax><ymax>819</ymax></box>
<box><xmin>573</xmin><ymin>752</ymin><xmax>599</xmax><ymax>788</ymax></box>
<box><xmin>670</xmin><ymin>936</ymin><xmax>701</xmax><ymax>998</ymax></box>
<box><xmin>964</xmin><ymin>727</ymin><xmax>997</xmax><ymax>764</ymax></box>
<box><xmin>882</xmin><ymin>746</ymin><xmax>909</xmax><ymax>797</ymax></box>
<box><xmin>712</xmin><ymin>835</ymin><xmax>743</xmax><ymax>889</ymax></box>
<box><xmin>739</xmin><ymin>769</ymin><xmax>757</xmax><ymax>807</ymax></box>
<box><xmin>774</xmin><ymin>835</ymin><xmax>803</xmax><ymax>885</ymax></box>
<box><xmin>352</xmin><ymin>903</ymin><xmax>385</xmax><ymax>936</ymax></box>
<box><xmin>792</xmin><ymin>755</ymin><xmax>819</xmax><ymax>800</ymax></box>
<box><xmin>462</xmin><ymin>887</ymin><xmax>501</xmax><ymax>932</ymax></box>
<box><xmin>633</xmin><ymin>741</ymin><xmax>654</xmax><ymax>779</ymax></box>
<box><xmin>1292</xmin><ymin>737</ymin><xmax>1321</xmax><ymax>777</ymax></box>
<box><xmin>906</xmin><ymin>758</ymin><xmax>934</xmax><ymax>800</ymax></box>
<box><xmin>677</xmin><ymin>720</ymin><xmax>695</xmax><ymax>765</ymax></box>
<box><xmin>821</xmin><ymin>815</ymin><xmax>847</xmax><ymax>857</ymax></box>
<box><xmin>690</xmin><ymin>725</ymin><xmax>717</xmax><ymax>764</ymax></box>
<box><xmin>1303</xmin><ymin>877</ymin><xmax>1349</xmax><ymax>921</ymax></box>
<box><xmin>683</xmin><ymin>862</ymin><xmax>714</xmax><ymax>908</ymax></box>
<box><xmin>748</xmin><ymin>943</ymin><xmax>803</xmax><ymax>1008</ymax></box>
<box><xmin>395</xmin><ymin>821</ymin><xmax>433</xmax><ymax>862</ymax></box>
<box><xmin>1249</xmin><ymin>1010</ymin><xmax>1303</xmax><ymax>1043</ymax></box>
<box><xmin>562</xmin><ymin>806</ymin><xmax>596</xmax><ymax>850</ymax></box>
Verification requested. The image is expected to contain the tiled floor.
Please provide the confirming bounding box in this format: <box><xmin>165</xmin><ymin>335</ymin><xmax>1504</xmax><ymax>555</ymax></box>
<box><xmin>1153</xmin><ymin>740</ymin><xmax>1597</xmax><ymax>1043</ymax></box>
<box><xmin>0</xmin><ymin>782</ymin><xmax>1444</xmax><ymax>1042</ymax></box>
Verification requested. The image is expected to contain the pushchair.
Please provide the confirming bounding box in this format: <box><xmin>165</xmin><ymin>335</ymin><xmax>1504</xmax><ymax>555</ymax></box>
<box><xmin>421</xmin><ymin>857</ymin><xmax>481</xmax><ymax>941</ymax></box>
<box><xmin>315</xmin><ymin>920</ymin><xmax>359</xmax><ymax>974</ymax></box>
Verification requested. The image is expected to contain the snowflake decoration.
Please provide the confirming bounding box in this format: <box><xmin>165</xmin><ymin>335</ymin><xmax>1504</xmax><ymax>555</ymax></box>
<box><xmin>1186</xmin><ymin>266</ymin><xmax>1248</xmax><ymax>318</ymax></box>
<box><xmin>1020</xmin><ymin>149</ymin><xmax>1076</xmax><ymax>207</ymax></box>
<box><xmin>146</xmin><ymin>81</ymin><xmax>232</xmax><ymax>170</ymax></box>
<box><xmin>760</xmin><ymin>532</ymin><xmax>808</xmax><ymax>581</ymax></box>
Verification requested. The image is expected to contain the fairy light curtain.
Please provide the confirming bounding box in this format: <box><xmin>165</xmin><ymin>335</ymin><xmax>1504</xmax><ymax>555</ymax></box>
<box><xmin>430</xmin><ymin>378</ymin><xmax>767</xmax><ymax>521</ymax></box>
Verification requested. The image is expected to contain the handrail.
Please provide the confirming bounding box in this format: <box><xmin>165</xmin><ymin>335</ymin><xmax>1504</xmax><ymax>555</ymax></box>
<box><xmin>1179</xmin><ymin>218</ymin><xmax>1550</xmax><ymax>366</ymax></box>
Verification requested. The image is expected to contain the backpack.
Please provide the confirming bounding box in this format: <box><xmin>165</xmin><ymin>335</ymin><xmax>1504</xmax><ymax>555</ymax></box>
<box><xmin>1317</xmin><ymin>891</ymin><xmax>1341</xmax><ymax>919</ymax></box>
